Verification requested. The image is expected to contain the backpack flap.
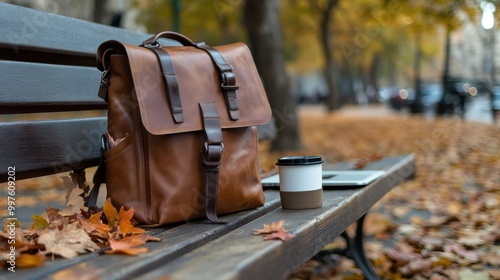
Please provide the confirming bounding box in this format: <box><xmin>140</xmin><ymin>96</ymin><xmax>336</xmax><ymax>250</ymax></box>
<box><xmin>98</xmin><ymin>40</ymin><xmax>272</xmax><ymax>135</ymax></box>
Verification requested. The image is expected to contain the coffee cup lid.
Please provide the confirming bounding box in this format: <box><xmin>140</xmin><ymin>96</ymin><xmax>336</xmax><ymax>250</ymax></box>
<box><xmin>276</xmin><ymin>155</ymin><xmax>323</xmax><ymax>166</ymax></box>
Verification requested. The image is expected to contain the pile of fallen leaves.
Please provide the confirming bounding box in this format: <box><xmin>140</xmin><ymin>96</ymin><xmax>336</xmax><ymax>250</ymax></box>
<box><xmin>263</xmin><ymin>109</ymin><xmax>500</xmax><ymax>280</ymax></box>
<box><xmin>0</xmin><ymin>177</ymin><xmax>161</xmax><ymax>269</ymax></box>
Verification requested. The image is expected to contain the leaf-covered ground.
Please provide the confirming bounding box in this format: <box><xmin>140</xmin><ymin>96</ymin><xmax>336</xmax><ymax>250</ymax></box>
<box><xmin>2</xmin><ymin>105</ymin><xmax>499</xmax><ymax>278</ymax></box>
<box><xmin>266</xmin><ymin>106</ymin><xmax>499</xmax><ymax>280</ymax></box>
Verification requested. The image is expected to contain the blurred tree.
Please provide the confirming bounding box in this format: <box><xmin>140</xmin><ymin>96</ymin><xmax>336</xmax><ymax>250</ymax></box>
<box><xmin>280</xmin><ymin>0</ymin><xmax>415</xmax><ymax>108</ymax></box>
<box><xmin>132</xmin><ymin>0</ymin><xmax>245</xmax><ymax>44</ymax></box>
<box><xmin>93</xmin><ymin>0</ymin><xmax>108</xmax><ymax>24</ymax></box>
<box><xmin>390</xmin><ymin>0</ymin><xmax>477</xmax><ymax>114</ymax></box>
<box><xmin>309</xmin><ymin>0</ymin><xmax>342</xmax><ymax>110</ymax></box>
<box><xmin>430</xmin><ymin>1</ymin><xmax>477</xmax><ymax>115</ymax></box>
<box><xmin>244</xmin><ymin>0</ymin><xmax>303</xmax><ymax>151</ymax></box>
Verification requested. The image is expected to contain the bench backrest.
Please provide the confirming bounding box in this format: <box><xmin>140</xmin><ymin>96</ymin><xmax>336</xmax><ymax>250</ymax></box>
<box><xmin>0</xmin><ymin>3</ymin><xmax>158</xmax><ymax>182</ymax></box>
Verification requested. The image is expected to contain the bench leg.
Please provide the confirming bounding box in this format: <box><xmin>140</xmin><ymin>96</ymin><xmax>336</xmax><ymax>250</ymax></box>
<box><xmin>314</xmin><ymin>214</ymin><xmax>380</xmax><ymax>280</ymax></box>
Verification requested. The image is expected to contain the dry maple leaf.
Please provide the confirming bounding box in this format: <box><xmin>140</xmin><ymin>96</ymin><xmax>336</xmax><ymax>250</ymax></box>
<box><xmin>253</xmin><ymin>220</ymin><xmax>295</xmax><ymax>242</ymax></box>
<box><xmin>38</xmin><ymin>223</ymin><xmax>99</xmax><ymax>259</ymax></box>
<box><xmin>103</xmin><ymin>198</ymin><xmax>120</xmax><ymax>227</ymax></box>
<box><xmin>88</xmin><ymin>212</ymin><xmax>111</xmax><ymax>238</ymax></box>
<box><xmin>119</xmin><ymin>233</ymin><xmax>161</xmax><ymax>247</ymax></box>
<box><xmin>60</xmin><ymin>173</ymin><xmax>87</xmax><ymax>216</ymax></box>
<box><xmin>253</xmin><ymin>220</ymin><xmax>286</xmax><ymax>235</ymax></box>
<box><xmin>117</xmin><ymin>207</ymin><xmax>144</xmax><ymax>236</ymax></box>
<box><xmin>78</xmin><ymin>215</ymin><xmax>109</xmax><ymax>244</ymax></box>
<box><xmin>104</xmin><ymin>238</ymin><xmax>148</xmax><ymax>256</ymax></box>
<box><xmin>60</xmin><ymin>188</ymin><xmax>85</xmax><ymax>217</ymax></box>
<box><xmin>262</xmin><ymin>228</ymin><xmax>295</xmax><ymax>242</ymax></box>
<box><xmin>46</xmin><ymin>207</ymin><xmax>64</xmax><ymax>229</ymax></box>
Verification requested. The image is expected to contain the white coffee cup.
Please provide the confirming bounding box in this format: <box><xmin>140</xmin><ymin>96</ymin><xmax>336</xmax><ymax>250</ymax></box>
<box><xmin>276</xmin><ymin>156</ymin><xmax>323</xmax><ymax>209</ymax></box>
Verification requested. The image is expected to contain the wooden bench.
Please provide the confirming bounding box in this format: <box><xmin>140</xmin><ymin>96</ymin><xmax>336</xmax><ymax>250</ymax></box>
<box><xmin>0</xmin><ymin>3</ymin><xmax>416</xmax><ymax>279</ymax></box>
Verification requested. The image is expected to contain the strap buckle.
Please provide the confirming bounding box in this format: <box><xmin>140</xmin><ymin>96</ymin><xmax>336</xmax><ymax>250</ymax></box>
<box><xmin>220</xmin><ymin>83</ymin><xmax>239</xmax><ymax>91</ymax></box>
<box><xmin>202</xmin><ymin>142</ymin><xmax>224</xmax><ymax>171</ymax></box>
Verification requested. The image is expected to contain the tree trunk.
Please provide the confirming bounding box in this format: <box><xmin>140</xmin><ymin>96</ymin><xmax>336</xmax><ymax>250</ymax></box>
<box><xmin>93</xmin><ymin>0</ymin><xmax>107</xmax><ymax>24</ymax></box>
<box><xmin>410</xmin><ymin>33</ymin><xmax>424</xmax><ymax>114</ymax></box>
<box><xmin>320</xmin><ymin>0</ymin><xmax>341</xmax><ymax>111</ymax></box>
<box><xmin>171</xmin><ymin>0</ymin><xmax>180</xmax><ymax>32</ymax></box>
<box><xmin>369</xmin><ymin>53</ymin><xmax>381</xmax><ymax>100</ymax></box>
<box><xmin>243</xmin><ymin>0</ymin><xmax>302</xmax><ymax>151</ymax></box>
<box><xmin>437</xmin><ymin>27</ymin><xmax>451</xmax><ymax>115</ymax></box>
<box><xmin>342</xmin><ymin>61</ymin><xmax>354</xmax><ymax>105</ymax></box>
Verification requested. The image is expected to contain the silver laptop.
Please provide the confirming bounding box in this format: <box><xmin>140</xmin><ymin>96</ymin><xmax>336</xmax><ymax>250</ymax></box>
<box><xmin>261</xmin><ymin>170</ymin><xmax>385</xmax><ymax>189</ymax></box>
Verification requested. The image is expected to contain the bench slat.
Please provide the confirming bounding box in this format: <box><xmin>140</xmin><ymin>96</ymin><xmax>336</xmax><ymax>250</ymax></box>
<box><xmin>0</xmin><ymin>61</ymin><xmax>106</xmax><ymax>114</ymax></box>
<box><xmin>0</xmin><ymin>192</ymin><xmax>281</xmax><ymax>280</ymax></box>
<box><xmin>136</xmin><ymin>155</ymin><xmax>415</xmax><ymax>280</ymax></box>
<box><xmin>0</xmin><ymin>3</ymin><xmax>182</xmax><ymax>66</ymax></box>
<box><xmin>0</xmin><ymin>117</ymin><xmax>106</xmax><ymax>182</ymax></box>
<box><xmin>0</xmin><ymin>3</ymin><xmax>152</xmax><ymax>65</ymax></box>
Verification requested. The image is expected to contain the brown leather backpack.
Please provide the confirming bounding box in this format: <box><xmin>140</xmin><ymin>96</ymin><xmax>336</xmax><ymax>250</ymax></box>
<box><xmin>89</xmin><ymin>32</ymin><xmax>271</xmax><ymax>226</ymax></box>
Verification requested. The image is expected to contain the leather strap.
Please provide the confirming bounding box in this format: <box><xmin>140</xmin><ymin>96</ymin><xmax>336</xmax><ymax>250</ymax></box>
<box><xmin>196</xmin><ymin>42</ymin><xmax>240</xmax><ymax>121</ymax></box>
<box><xmin>142</xmin><ymin>46</ymin><xmax>184</xmax><ymax>123</ymax></box>
<box><xmin>199</xmin><ymin>102</ymin><xmax>225</xmax><ymax>223</ymax></box>
<box><xmin>141</xmin><ymin>32</ymin><xmax>240</xmax><ymax>121</ymax></box>
<box><xmin>87</xmin><ymin>136</ymin><xmax>107</xmax><ymax>211</ymax></box>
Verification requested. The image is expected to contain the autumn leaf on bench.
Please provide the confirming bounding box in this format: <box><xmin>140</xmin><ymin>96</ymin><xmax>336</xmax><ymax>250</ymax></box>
<box><xmin>105</xmin><ymin>234</ymin><xmax>161</xmax><ymax>255</ymax></box>
<box><xmin>0</xmin><ymin>199</ymin><xmax>161</xmax><ymax>269</ymax></box>
<box><xmin>59</xmin><ymin>172</ymin><xmax>90</xmax><ymax>216</ymax></box>
<box><xmin>253</xmin><ymin>220</ymin><xmax>295</xmax><ymax>242</ymax></box>
<box><xmin>38</xmin><ymin>222</ymin><xmax>100</xmax><ymax>259</ymax></box>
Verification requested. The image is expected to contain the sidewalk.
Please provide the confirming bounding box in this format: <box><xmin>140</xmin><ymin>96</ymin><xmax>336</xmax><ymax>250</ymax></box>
<box><xmin>298</xmin><ymin>104</ymin><xmax>401</xmax><ymax>117</ymax></box>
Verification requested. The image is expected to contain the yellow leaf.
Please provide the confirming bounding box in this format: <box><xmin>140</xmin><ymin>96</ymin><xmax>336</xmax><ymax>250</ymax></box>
<box><xmin>31</xmin><ymin>215</ymin><xmax>49</xmax><ymax>230</ymax></box>
<box><xmin>103</xmin><ymin>198</ymin><xmax>119</xmax><ymax>227</ymax></box>
<box><xmin>118</xmin><ymin>207</ymin><xmax>144</xmax><ymax>236</ymax></box>
<box><xmin>16</xmin><ymin>253</ymin><xmax>44</xmax><ymax>268</ymax></box>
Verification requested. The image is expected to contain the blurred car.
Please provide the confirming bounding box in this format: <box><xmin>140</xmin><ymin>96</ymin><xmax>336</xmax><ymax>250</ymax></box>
<box><xmin>493</xmin><ymin>86</ymin><xmax>500</xmax><ymax>110</ymax></box>
<box><xmin>420</xmin><ymin>83</ymin><xmax>443</xmax><ymax>106</ymax></box>
<box><xmin>402</xmin><ymin>83</ymin><xmax>443</xmax><ymax>107</ymax></box>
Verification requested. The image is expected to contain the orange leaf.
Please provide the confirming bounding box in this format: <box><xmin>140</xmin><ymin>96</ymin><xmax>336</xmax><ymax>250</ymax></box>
<box><xmin>120</xmin><ymin>233</ymin><xmax>162</xmax><ymax>247</ymax></box>
<box><xmin>105</xmin><ymin>246</ymin><xmax>148</xmax><ymax>256</ymax></box>
<box><xmin>89</xmin><ymin>211</ymin><xmax>103</xmax><ymax>224</ymax></box>
<box><xmin>103</xmin><ymin>198</ymin><xmax>119</xmax><ymax>227</ymax></box>
<box><xmin>262</xmin><ymin>228</ymin><xmax>295</xmax><ymax>242</ymax></box>
<box><xmin>88</xmin><ymin>212</ymin><xmax>111</xmax><ymax>235</ymax></box>
<box><xmin>16</xmin><ymin>253</ymin><xmax>45</xmax><ymax>268</ymax></box>
<box><xmin>105</xmin><ymin>238</ymin><xmax>148</xmax><ymax>255</ymax></box>
<box><xmin>253</xmin><ymin>220</ymin><xmax>286</xmax><ymax>235</ymax></box>
<box><xmin>118</xmin><ymin>207</ymin><xmax>144</xmax><ymax>236</ymax></box>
